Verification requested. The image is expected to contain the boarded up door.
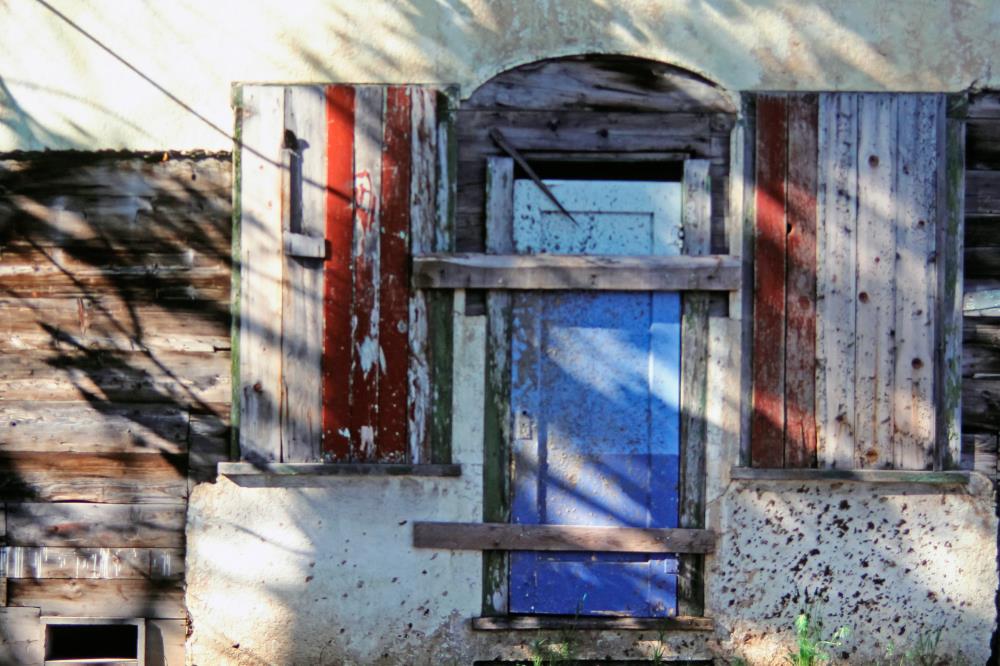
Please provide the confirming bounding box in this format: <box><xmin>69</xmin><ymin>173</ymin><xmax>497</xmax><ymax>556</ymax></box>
<box><xmin>508</xmin><ymin>180</ymin><xmax>683</xmax><ymax>617</ymax></box>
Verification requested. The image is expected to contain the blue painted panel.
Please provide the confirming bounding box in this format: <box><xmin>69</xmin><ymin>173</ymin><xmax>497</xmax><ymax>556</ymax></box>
<box><xmin>509</xmin><ymin>291</ymin><xmax>681</xmax><ymax>617</ymax></box>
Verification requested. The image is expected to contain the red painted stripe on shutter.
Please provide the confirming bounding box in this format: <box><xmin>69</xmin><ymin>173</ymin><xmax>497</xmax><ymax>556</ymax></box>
<box><xmin>349</xmin><ymin>88</ymin><xmax>383</xmax><ymax>461</ymax></box>
<box><xmin>751</xmin><ymin>95</ymin><xmax>788</xmax><ymax>468</ymax></box>
<box><xmin>322</xmin><ymin>85</ymin><xmax>355</xmax><ymax>458</ymax></box>
<box><xmin>377</xmin><ymin>86</ymin><xmax>413</xmax><ymax>462</ymax></box>
<box><xmin>784</xmin><ymin>94</ymin><xmax>819</xmax><ymax>468</ymax></box>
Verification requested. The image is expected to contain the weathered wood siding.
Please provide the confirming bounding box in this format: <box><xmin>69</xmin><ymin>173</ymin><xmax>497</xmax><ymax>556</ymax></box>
<box><xmin>0</xmin><ymin>152</ymin><xmax>231</xmax><ymax>664</ymax></box>
<box><xmin>750</xmin><ymin>93</ymin><xmax>964</xmax><ymax>470</ymax></box>
<box><xmin>963</xmin><ymin>92</ymin><xmax>1000</xmax><ymax>480</ymax></box>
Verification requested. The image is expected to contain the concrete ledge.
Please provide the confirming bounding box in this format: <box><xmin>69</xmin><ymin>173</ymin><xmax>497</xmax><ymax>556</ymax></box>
<box><xmin>730</xmin><ymin>467</ymin><xmax>970</xmax><ymax>485</ymax></box>
<box><xmin>470</xmin><ymin>615</ymin><xmax>714</xmax><ymax>632</ymax></box>
<box><xmin>218</xmin><ymin>462</ymin><xmax>462</xmax><ymax>477</ymax></box>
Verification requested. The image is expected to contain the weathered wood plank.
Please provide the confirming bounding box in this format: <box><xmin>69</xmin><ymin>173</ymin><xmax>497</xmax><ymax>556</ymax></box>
<box><xmin>413</xmin><ymin>522</ymin><xmax>716</xmax><ymax>554</ymax></box>
<box><xmin>217</xmin><ymin>462</ymin><xmax>460</xmax><ymax>476</ymax></box>
<box><xmin>238</xmin><ymin>85</ymin><xmax>285</xmax><ymax>463</ymax></box>
<box><xmin>893</xmin><ymin>95</ymin><xmax>939</xmax><ymax>470</ymax></box>
<box><xmin>0</xmin><ymin>453</ymin><xmax>187</xmax><ymax>504</ymax></box>
<box><xmin>965</xmin><ymin>170</ymin><xmax>1000</xmax><ymax>216</ymax></box>
<box><xmin>322</xmin><ymin>84</ymin><xmax>357</xmax><ymax>458</ymax></box>
<box><xmin>146</xmin><ymin>619</ymin><xmax>186</xmax><ymax>666</ymax></box>
<box><xmin>679</xmin><ymin>159</ymin><xmax>711</xmax><ymax>617</ymax></box>
<box><xmin>963</xmin><ymin>377</ymin><xmax>1000</xmax><ymax>431</ymax></box>
<box><xmin>0</xmin><ymin>606</ymin><xmax>42</xmax><ymax>666</ymax></box>
<box><xmin>482</xmin><ymin>156</ymin><xmax>514</xmax><ymax>617</ymax></box>
<box><xmin>730</xmin><ymin>467</ymin><xmax>970</xmax><ymax>484</ymax></box>
<box><xmin>188</xmin><ymin>412</ymin><xmax>229</xmax><ymax>487</ymax></box>
<box><xmin>282</xmin><ymin>231</ymin><xmax>326</xmax><ymax>259</ymax></box>
<box><xmin>8</xmin><ymin>579</ymin><xmax>185</xmax><ymax>619</ymax></box>
<box><xmin>737</xmin><ymin>95</ymin><xmax>757</xmax><ymax>466</ymax></box>
<box><xmin>1</xmin><ymin>547</ymin><xmax>184</xmax><ymax>580</ymax></box>
<box><xmin>5</xmin><ymin>503</ymin><xmax>186</xmax><ymax>548</ymax></box>
<box><xmin>0</xmin><ymin>298</ymin><xmax>229</xmax><ymax>354</ymax></box>
<box><xmin>376</xmin><ymin>86</ymin><xmax>413</xmax><ymax>462</ymax></box>
<box><xmin>471</xmin><ymin>615</ymin><xmax>714</xmax><ymax>632</ymax></box>
<box><xmin>966</xmin><ymin>119</ymin><xmax>1000</xmax><ymax>170</ymax></box>
<box><xmin>854</xmin><ymin>93</ymin><xmax>898</xmax><ymax>469</ymax></box>
<box><xmin>349</xmin><ymin>86</ymin><xmax>385</xmax><ymax>462</ymax></box>
<box><xmin>784</xmin><ymin>94</ymin><xmax>819</xmax><ymax>468</ymax></box>
<box><xmin>413</xmin><ymin>253</ymin><xmax>740</xmax><ymax>291</ymax></box>
<box><xmin>939</xmin><ymin>99</ymin><xmax>966</xmax><ymax>469</ymax></box>
<box><xmin>0</xmin><ymin>402</ymin><xmax>187</xmax><ymax>454</ymax></box>
<box><xmin>408</xmin><ymin>87</ymin><xmax>436</xmax><ymax>463</ymax></box>
<box><xmin>281</xmin><ymin>85</ymin><xmax>327</xmax><ymax>462</ymax></box>
<box><xmin>0</xmin><ymin>350</ymin><xmax>229</xmax><ymax>405</ymax></box>
<box><xmin>816</xmin><ymin>93</ymin><xmax>859</xmax><ymax>469</ymax></box>
<box><xmin>962</xmin><ymin>433</ymin><xmax>998</xmax><ymax>478</ymax></box>
<box><xmin>751</xmin><ymin>94</ymin><xmax>788</xmax><ymax>468</ymax></box>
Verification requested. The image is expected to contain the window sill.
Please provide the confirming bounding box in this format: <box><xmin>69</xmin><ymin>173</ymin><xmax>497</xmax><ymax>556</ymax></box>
<box><xmin>470</xmin><ymin>615</ymin><xmax>713</xmax><ymax>632</ymax></box>
<box><xmin>729</xmin><ymin>467</ymin><xmax>970</xmax><ymax>485</ymax></box>
<box><xmin>218</xmin><ymin>462</ymin><xmax>461</xmax><ymax>478</ymax></box>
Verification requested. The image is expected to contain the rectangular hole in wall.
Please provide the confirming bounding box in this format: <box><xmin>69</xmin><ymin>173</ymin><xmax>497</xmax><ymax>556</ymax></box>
<box><xmin>45</xmin><ymin>623</ymin><xmax>139</xmax><ymax>663</ymax></box>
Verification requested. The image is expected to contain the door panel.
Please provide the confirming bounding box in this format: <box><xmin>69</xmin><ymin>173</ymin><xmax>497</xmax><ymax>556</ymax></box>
<box><xmin>508</xmin><ymin>180</ymin><xmax>682</xmax><ymax>617</ymax></box>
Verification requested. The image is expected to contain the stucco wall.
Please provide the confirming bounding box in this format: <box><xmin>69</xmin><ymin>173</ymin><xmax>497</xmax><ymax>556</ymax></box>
<box><xmin>186</xmin><ymin>309</ymin><xmax>998</xmax><ymax>665</ymax></box>
<box><xmin>2</xmin><ymin>0</ymin><xmax>998</xmax><ymax>152</ymax></box>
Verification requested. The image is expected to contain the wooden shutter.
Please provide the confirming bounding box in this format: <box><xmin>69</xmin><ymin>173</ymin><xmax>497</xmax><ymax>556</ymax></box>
<box><xmin>235</xmin><ymin>84</ymin><xmax>454</xmax><ymax>464</ymax></box>
<box><xmin>749</xmin><ymin>93</ymin><xmax>965</xmax><ymax>470</ymax></box>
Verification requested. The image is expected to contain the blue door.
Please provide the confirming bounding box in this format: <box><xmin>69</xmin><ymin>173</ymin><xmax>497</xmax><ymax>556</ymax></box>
<box><xmin>508</xmin><ymin>180</ymin><xmax>683</xmax><ymax>617</ymax></box>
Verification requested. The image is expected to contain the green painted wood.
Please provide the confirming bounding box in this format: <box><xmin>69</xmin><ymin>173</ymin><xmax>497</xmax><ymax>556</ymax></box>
<box><xmin>730</xmin><ymin>467</ymin><xmax>970</xmax><ymax>484</ymax></box>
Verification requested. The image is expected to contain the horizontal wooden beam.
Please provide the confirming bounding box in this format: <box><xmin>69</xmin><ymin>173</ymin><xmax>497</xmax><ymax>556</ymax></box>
<box><xmin>730</xmin><ymin>467</ymin><xmax>971</xmax><ymax>485</ymax></box>
<box><xmin>470</xmin><ymin>615</ymin><xmax>714</xmax><ymax>632</ymax></box>
<box><xmin>283</xmin><ymin>231</ymin><xmax>327</xmax><ymax>259</ymax></box>
<box><xmin>412</xmin><ymin>522</ymin><xmax>716</xmax><ymax>553</ymax></box>
<box><xmin>413</xmin><ymin>253</ymin><xmax>740</xmax><ymax>291</ymax></box>
<box><xmin>218</xmin><ymin>462</ymin><xmax>461</xmax><ymax>477</ymax></box>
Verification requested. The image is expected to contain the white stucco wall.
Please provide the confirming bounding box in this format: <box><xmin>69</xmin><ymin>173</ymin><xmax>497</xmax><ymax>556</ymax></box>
<box><xmin>2</xmin><ymin>0</ymin><xmax>998</xmax><ymax>152</ymax></box>
<box><xmin>186</xmin><ymin>309</ymin><xmax>998</xmax><ymax>665</ymax></box>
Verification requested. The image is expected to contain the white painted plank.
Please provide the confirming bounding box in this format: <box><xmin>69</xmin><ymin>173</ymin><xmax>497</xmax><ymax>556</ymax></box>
<box><xmin>239</xmin><ymin>86</ymin><xmax>285</xmax><ymax>463</ymax></box>
<box><xmin>893</xmin><ymin>94</ymin><xmax>938</xmax><ymax>469</ymax></box>
<box><xmin>408</xmin><ymin>86</ymin><xmax>437</xmax><ymax>463</ymax></box>
<box><xmin>854</xmin><ymin>94</ymin><xmax>898</xmax><ymax>469</ymax></box>
<box><xmin>816</xmin><ymin>93</ymin><xmax>859</xmax><ymax>469</ymax></box>
<box><xmin>281</xmin><ymin>85</ymin><xmax>327</xmax><ymax>462</ymax></box>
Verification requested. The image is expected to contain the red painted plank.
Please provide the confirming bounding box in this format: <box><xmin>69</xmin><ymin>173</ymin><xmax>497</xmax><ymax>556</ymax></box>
<box><xmin>322</xmin><ymin>85</ymin><xmax>355</xmax><ymax>458</ymax></box>
<box><xmin>784</xmin><ymin>94</ymin><xmax>819</xmax><ymax>468</ymax></box>
<box><xmin>751</xmin><ymin>95</ymin><xmax>788</xmax><ymax>468</ymax></box>
<box><xmin>349</xmin><ymin>88</ymin><xmax>384</xmax><ymax>461</ymax></box>
<box><xmin>377</xmin><ymin>87</ymin><xmax>413</xmax><ymax>462</ymax></box>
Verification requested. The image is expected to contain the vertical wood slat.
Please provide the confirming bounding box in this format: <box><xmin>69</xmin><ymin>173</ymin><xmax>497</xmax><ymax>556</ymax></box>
<box><xmin>784</xmin><ymin>94</ymin><xmax>819</xmax><ymax>468</ymax></box>
<box><xmin>377</xmin><ymin>87</ymin><xmax>413</xmax><ymax>462</ymax></box>
<box><xmin>239</xmin><ymin>86</ymin><xmax>285</xmax><ymax>463</ymax></box>
<box><xmin>738</xmin><ymin>96</ymin><xmax>757</xmax><ymax>467</ymax></box>
<box><xmin>322</xmin><ymin>85</ymin><xmax>356</xmax><ymax>458</ymax></box>
<box><xmin>482</xmin><ymin>156</ymin><xmax>514</xmax><ymax>616</ymax></box>
<box><xmin>751</xmin><ymin>95</ymin><xmax>788</xmax><ymax>468</ymax></box>
<box><xmin>281</xmin><ymin>85</ymin><xmax>327</xmax><ymax>462</ymax></box>
<box><xmin>816</xmin><ymin>93</ymin><xmax>859</xmax><ymax>469</ymax></box>
<box><xmin>349</xmin><ymin>87</ymin><xmax>386</xmax><ymax>461</ymax></box>
<box><xmin>854</xmin><ymin>94</ymin><xmax>898</xmax><ymax>469</ymax></box>
<box><xmin>408</xmin><ymin>87</ymin><xmax>438</xmax><ymax>464</ymax></box>
<box><xmin>678</xmin><ymin>159</ymin><xmax>711</xmax><ymax>617</ymax></box>
<box><xmin>893</xmin><ymin>95</ymin><xmax>938</xmax><ymax>470</ymax></box>
<box><xmin>939</xmin><ymin>98</ymin><xmax>965</xmax><ymax>469</ymax></box>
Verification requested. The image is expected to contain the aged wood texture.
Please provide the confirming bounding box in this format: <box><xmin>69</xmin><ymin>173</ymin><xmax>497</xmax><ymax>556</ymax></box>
<box><xmin>456</xmin><ymin>55</ymin><xmax>736</xmax><ymax>254</ymax></box>
<box><xmin>482</xmin><ymin>156</ymin><xmax>513</xmax><ymax>617</ymax></box>
<box><xmin>471</xmin><ymin>615</ymin><xmax>713</xmax><ymax>632</ymax></box>
<box><xmin>816</xmin><ymin>93</ymin><xmax>859</xmax><ymax>469</ymax></box>
<box><xmin>238</xmin><ymin>86</ymin><xmax>285</xmax><ymax>463</ymax></box>
<box><xmin>322</xmin><ymin>84</ymin><xmax>356</xmax><ymax>458</ymax></box>
<box><xmin>0</xmin><ymin>606</ymin><xmax>43</xmax><ymax>666</ymax></box>
<box><xmin>5</xmin><ymin>503</ymin><xmax>186</xmax><ymax>548</ymax></box>
<box><xmin>679</xmin><ymin>159</ymin><xmax>711</xmax><ymax>617</ymax></box>
<box><xmin>413</xmin><ymin>253</ymin><xmax>740</xmax><ymax>290</ymax></box>
<box><xmin>730</xmin><ymin>467</ymin><xmax>970</xmax><ymax>484</ymax></box>
<box><xmin>413</xmin><ymin>522</ymin><xmax>715</xmax><ymax>553</ymax></box>
<box><xmin>8</xmin><ymin>579</ymin><xmax>185</xmax><ymax>619</ymax></box>
<box><xmin>893</xmin><ymin>95</ymin><xmax>939</xmax><ymax>470</ymax></box>
<box><xmin>751</xmin><ymin>94</ymin><xmax>788</xmax><ymax>468</ymax></box>
<box><xmin>281</xmin><ymin>85</ymin><xmax>327</xmax><ymax>462</ymax></box>
<box><xmin>854</xmin><ymin>94</ymin><xmax>898</xmax><ymax>469</ymax></box>
<box><xmin>784</xmin><ymin>95</ymin><xmax>819</xmax><ymax>468</ymax></box>
<box><xmin>1</xmin><ymin>547</ymin><xmax>184</xmax><ymax>580</ymax></box>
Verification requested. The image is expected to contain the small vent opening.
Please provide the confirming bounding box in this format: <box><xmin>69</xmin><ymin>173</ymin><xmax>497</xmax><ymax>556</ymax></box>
<box><xmin>45</xmin><ymin>623</ymin><xmax>139</xmax><ymax>662</ymax></box>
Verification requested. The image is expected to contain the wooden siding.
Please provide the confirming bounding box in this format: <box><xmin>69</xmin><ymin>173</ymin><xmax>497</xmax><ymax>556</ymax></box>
<box><xmin>0</xmin><ymin>152</ymin><xmax>230</xmax><ymax>663</ymax></box>
<box><xmin>751</xmin><ymin>93</ymin><xmax>960</xmax><ymax>470</ymax></box>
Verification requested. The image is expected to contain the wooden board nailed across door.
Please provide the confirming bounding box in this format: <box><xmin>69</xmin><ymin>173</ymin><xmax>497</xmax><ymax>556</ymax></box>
<box><xmin>509</xmin><ymin>180</ymin><xmax>683</xmax><ymax>617</ymax></box>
